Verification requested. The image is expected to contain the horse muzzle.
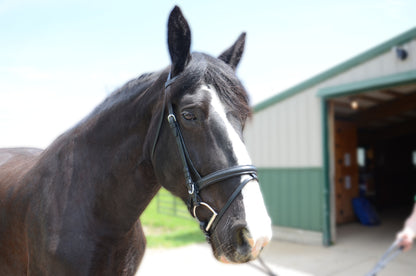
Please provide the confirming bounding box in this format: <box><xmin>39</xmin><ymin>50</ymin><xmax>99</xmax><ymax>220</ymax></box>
<box><xmin>215</xmin><ymin>225</ymin><xmax>271</xmax><ymax>264</ymax></box>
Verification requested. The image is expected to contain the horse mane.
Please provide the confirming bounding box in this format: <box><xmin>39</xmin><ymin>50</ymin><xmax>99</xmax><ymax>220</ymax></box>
<box><xmin>96</xmin><ymin>71</ymin><xmax>164</xmax><ymax>113</ymax></box>
<box><xmin>44</xmin><ymin>70</ymin><xmax>167</xmax><ymax>152</ymax></box>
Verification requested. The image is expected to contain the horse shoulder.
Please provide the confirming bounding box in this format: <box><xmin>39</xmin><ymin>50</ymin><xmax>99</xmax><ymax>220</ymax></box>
<box><xmin>95</xmin><ymin>219</ymin><xmax>146</xmax><ymax>276</ymax></box>
<box><xmin>0</xmin><ymin>148</ymin><xmax>43</xmax><ymax>207</ymax></box>
<box><xmin>0</xmin><ymin>147</ymin><xmax>43</xmax><ymax>275</ymax></box>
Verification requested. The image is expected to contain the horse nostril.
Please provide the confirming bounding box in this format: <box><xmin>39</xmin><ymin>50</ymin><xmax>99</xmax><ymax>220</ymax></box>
<box><xmin>233</xmin><ymin>226</ymin><xmax>270</xmax><ymax>263</ymax></box>
<box><xmin>235</xmin><ymin>227</ymin><xmax>253</xmax><ymax>252</ymax></box>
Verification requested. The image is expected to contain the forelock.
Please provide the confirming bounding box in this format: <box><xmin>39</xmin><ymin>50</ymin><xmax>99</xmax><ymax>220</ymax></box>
<box><xmin>169</xmin><ymin>53</ymin><xmax>252</xmax><ymax>119</ymax></box>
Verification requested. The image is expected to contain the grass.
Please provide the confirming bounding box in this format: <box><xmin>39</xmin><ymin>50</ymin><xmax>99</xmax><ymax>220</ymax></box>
<box><xmin>140</xmin><ymin>189</ymin><xmax>206</xmax><ymax>248</ymax></box>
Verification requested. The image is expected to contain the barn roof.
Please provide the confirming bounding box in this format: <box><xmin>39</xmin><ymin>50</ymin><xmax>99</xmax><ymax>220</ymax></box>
<box><xmin>254</xmin><ymin>26</ymin><xmax>416</xmax><ymax>112</ymax></box>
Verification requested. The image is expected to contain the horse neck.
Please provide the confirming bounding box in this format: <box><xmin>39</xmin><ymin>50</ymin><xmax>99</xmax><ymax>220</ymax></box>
<box><xmin>47</xmin><ymin>74</ymin><xmax>165</xmax><ymax>233</ymax></box>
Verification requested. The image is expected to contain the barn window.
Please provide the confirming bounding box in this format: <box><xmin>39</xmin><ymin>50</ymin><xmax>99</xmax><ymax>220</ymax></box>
<box><xmin>357</xmin><ymin>147</ymin><xmax>366</xmax><ymax>167</ymax></box>
<box><xmin>412</xmin><ymin>151</ymin><xmax>416</xmax><ymax>167</ymax></box>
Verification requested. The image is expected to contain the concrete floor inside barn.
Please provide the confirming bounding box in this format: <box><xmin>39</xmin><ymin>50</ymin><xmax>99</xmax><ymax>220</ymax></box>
<box><xmin>138</xmin><ymin>213</ymin><xmax>415</xmax><ymax>276</ymax></box>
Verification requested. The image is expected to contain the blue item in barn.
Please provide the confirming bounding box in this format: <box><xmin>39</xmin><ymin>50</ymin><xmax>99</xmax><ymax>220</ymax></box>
<box><xmin>352</xmin><ymin>197</ymin><xmax>380</xmax><ymax>226</ymax></box>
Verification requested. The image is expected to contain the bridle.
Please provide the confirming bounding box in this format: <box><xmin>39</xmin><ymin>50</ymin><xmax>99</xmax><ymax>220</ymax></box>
<box><xmin>151</xmin><ymin>72</ymin><xmax>258</xmax><ymax>235</ymax></box>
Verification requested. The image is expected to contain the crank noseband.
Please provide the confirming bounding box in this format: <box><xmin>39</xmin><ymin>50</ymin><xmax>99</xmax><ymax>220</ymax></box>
<box><xmin>151</xmin><ymin>72</ymin><xmax>258</xmax><ymax>235</ymax></box>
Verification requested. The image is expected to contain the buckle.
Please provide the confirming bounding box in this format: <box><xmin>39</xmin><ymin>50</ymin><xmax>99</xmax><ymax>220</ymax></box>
<box><xmin>188</xmin><ymin>183</ymin><xmax>195</xmax><ymax>195</ymax></box>
<box><xmin>192</xmin><ymin>202</ymin><xmax>218</xmax><ymax>232</ymax></box>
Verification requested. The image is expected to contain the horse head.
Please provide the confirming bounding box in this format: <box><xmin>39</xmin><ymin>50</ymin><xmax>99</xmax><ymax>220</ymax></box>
<box><xmin>151</xmin><ymin>6</ymin><xmax>272</xmax><ymax>264</ymax></box>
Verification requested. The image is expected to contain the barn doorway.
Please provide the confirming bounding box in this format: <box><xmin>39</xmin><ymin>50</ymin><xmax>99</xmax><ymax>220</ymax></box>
<box><xmin>328</xmin><ymin>83</ymin><xmax>416</xmax><ymax>242</ymax></box>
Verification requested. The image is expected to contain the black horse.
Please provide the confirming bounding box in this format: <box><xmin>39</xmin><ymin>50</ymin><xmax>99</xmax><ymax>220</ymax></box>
<box><xmin>0</xmin><ymin>6</ymin><xmax>271</xmax><ymax>275</ymax></box>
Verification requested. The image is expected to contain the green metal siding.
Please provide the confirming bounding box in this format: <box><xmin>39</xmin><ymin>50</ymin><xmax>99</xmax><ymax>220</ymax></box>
<box><xmin>258</xmin><ymin>167</ymin><xmax>324</xmax><ymax>232</ymax></box>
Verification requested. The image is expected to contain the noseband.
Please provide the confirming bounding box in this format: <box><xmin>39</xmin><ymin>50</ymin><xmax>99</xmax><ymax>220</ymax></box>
<box><xmin>151</xmin><ymin>72</ymin><xmax>258</xmax><ymax>235</ymax></box>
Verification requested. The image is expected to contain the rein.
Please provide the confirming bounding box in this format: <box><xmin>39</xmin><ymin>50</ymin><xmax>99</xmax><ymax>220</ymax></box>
<box><xmin>365</xmin><ymin>240</ymin><xmax>404</xmax><ymax>276</ymax></box>
<box><xmin>151</xmin><ymin>72</ymin><xmax>258</xmax><ymax>235</ymax></box>
<box><xmin>248</xmin><ymin>257</ymin><xmax>278</xmax><ymax>276</ymax></box>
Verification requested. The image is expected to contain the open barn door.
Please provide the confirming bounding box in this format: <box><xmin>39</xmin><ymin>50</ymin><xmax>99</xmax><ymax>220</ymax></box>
<box><xmin>333</xmin><ymin>120</ymin><xmax>359</xmax><ymax>224</ymax></box>
<box><xmin>323</xmin><ymin>80</ymin><xmax>416</xmax><ymax>245</ymax></box>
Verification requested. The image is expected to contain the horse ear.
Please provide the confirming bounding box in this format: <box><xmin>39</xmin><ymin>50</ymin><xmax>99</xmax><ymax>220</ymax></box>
<box><xmin>167</xmin><ymin>6</ymin><xmax>191</xmax><ymax>77</ymax></box>
<box><xmin>218</xmin><ymin>33</ymin><xmax>246</xmax><ymax>70</ymax></box>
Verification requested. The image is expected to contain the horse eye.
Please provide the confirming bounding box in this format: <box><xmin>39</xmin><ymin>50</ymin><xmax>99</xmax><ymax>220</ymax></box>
<box><xmin>182</xmin><ymin>111</ymin><xmax>196</xmax><ymax>121</ymax></box>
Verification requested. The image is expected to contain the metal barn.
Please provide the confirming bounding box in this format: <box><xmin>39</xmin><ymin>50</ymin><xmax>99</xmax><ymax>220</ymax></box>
<box><xmin>245</xmin><ymin>27</ymin><xmax>416</xmax><ymax>245</ymax></box>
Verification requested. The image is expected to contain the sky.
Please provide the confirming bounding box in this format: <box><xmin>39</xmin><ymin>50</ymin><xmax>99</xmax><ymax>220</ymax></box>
<box><xmin>0</xmin><ymin>0</ymin><xmax>415</xmax><ymax>148</ymax></box>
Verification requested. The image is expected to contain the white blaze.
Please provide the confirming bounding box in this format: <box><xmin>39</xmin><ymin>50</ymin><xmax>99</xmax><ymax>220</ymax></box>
<box><xmin>241</xmin><ymin>177</ymin><xmax>272</xmax><ymax>246</ymax></box>
<box><xmin>205</xmin><ymin>86</ymin><xmax>252</xmax><ymax>166</ymax></box>
<box><xmin>207</xmin><ymin>86</ymin><xmax>272</xmax><ymax>246</ymax></box>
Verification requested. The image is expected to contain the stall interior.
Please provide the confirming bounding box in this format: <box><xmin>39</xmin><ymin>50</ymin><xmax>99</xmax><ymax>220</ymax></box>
<box><xmin>330</xmin><ymin>84</ymin><xmax>416</xmax><ymax>226</ymax></box>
